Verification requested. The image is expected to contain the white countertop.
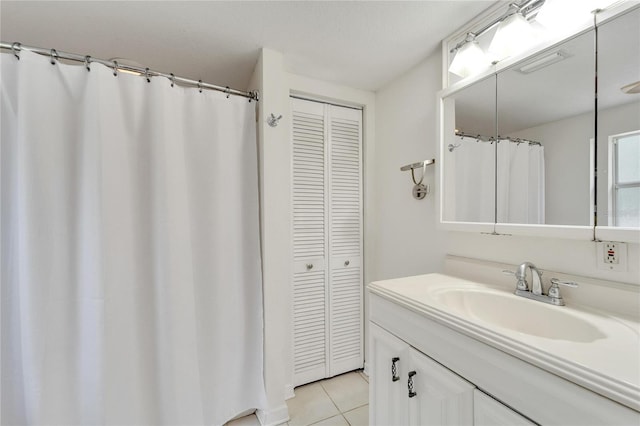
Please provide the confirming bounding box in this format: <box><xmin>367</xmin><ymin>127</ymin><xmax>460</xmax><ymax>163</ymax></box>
<box><xmin>369</xmin><ymin>273</ymin><xmax>640</xmax><ymax>411</ymax></box>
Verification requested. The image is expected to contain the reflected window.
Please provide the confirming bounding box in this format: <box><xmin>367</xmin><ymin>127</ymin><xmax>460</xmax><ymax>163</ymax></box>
<box><xmin>610</xmin><ymin>131</ymin><xmax>640</xmax><ymax>227</ymax></box>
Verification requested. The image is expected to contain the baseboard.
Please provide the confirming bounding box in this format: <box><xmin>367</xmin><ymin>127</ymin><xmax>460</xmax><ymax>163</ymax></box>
<box><xmin>284</xmin><ymin>383</ymin><xmax>295</xmax><ymax>400</ymax></box>
<box><xmin>363</xmin><ymin>361</ymin><xmax>370</xmax><ymax>378</ymax></box>
<box><xmin>256</xmin><ymin>404</ymin><xmax>289</xmax><ymax>426</ymax></box>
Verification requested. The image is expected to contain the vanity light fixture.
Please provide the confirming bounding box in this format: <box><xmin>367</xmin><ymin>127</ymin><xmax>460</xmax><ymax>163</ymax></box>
<box><xmin>488</xmin><ymin>10</ymin><xmax>539</xmax><ymax>61</ymax></box>
<box><xmin>448</xmin><ymin>33</ymin><xmax>488</xmax><ymax>78</ymax></box>
<box><xmin>448</xmin><ymin>0</ymin><xmax>545</xmax><ymax>79</ymax></box>
<box><xmin>517</xmin><ymin>50</ymin><xmax>569</xmax><ymax>74</ymax></box>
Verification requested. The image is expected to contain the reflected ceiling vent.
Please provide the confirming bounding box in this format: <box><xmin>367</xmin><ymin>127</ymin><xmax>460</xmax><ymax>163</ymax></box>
<box><xmin>516</xmin><ymin>50</ymin><xmax>570</xmax><ymax>74</ymax></box>
<box><xmin>621</xmin><ymin>80</ymin><xmax>640</xmax><ymax>94</ymax></box>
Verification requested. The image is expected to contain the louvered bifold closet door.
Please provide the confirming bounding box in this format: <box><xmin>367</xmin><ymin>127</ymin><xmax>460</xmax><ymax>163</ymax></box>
<box><xmin>291</xmin><ymin>98</ymin><xmax>328</xmax><ymax>386</ymax></box>
<box><xmin>327</xmin><ymin>105</ymin><xmax>363</xmax><ymax>377</ymax></box>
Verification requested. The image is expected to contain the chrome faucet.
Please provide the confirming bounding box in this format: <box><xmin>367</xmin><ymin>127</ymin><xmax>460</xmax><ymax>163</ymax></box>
<box><xmin>503</xmin><ymin>262</ymin><xmax>578</xmax><ymax>306</ymax></box>
<box><xmin>515</xmin><ymin>261</ymin><xmax>543</xmax><ymax>295</ymax></box>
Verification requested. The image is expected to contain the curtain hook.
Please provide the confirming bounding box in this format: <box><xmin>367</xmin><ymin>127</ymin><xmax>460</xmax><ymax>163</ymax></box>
<box><xmin>112</xmin><ymin>60</ymin><xmax>119</xmax><ymax>77</ymax></box>
<box><xmin>225</xmin><ymin>86</ymin><xmax>231</xmax><ymax>98</ymax></box>
<box><xmin>84</xmin><ymin>55</ymin><xmax>91</xmax><ymax>72</ymax></box>
<box><xmin>50</xmin><ymin>48</ymin><xmax>59</xmax><ymax>65</ymax></box>
<box><xmin>11</xmin><ymin>42</ymin><xmax>21</xmax><ymax>60</ymax></box>
<box><xmin>145</xmin><ymin>67</ymin><xmax>151</xmax><ymax>83</ymax></box>
<box><xmin>170</xmin><ymin>73</ymin><xmax>175</xmax><ymax>87</ymax></box>
<box><xmin>198</xmin><ymin>80</ymin><xmax>203</xmax><ymax>93</ymax></box>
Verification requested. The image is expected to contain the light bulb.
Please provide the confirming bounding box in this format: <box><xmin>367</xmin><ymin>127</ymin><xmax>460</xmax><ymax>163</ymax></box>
<box><xmin>449</xmin><ymin>40</ymin><xmax>488</xmax><ymax>78</ymax></box>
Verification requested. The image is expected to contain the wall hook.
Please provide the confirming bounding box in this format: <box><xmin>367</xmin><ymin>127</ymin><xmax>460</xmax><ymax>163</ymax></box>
<box><xmin>400</xmin><ymin>159</ymin><xmax>435</xmax><ymax>200</ymax></box>
<box><xmin>267</xmin><ymin>113</ymin><xmax>283</xmax><ymax>127</ymax></box>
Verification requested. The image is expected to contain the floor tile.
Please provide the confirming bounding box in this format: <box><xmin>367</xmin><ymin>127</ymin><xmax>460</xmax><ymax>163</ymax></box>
<box><xmin>320</xmin><ymin>372</ymin><xmax>369</xmax><ymax>413</ymax></box>
<box><xmin>225</xmin><ymin>414</ymin><xmax>260</xmax><ymax>426</ymax></box>
<box><xmin>310</xmin><ymin>414</ymin><xmax>349</xmax><ymax>426</ymax></box>
<box><xmin>287</xmin><ymin>382</ymin><xmax>340</xmax><ymax>426</ymax></box>
<box><xmin>343</xmin><ymin>405</ymin><xmax>368</xmax><ymax>426</ymax></box>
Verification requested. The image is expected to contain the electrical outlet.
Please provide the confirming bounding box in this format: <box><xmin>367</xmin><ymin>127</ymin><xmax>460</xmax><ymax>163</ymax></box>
<box><xmin>597</xmin><ymin>241</ymin><xmax>627</xmax><ymax>271</ymax></box>
<box><xmin>604</xmin><ymin>242</ymin><xmax>619</xmax><ymax>264</ymax></box>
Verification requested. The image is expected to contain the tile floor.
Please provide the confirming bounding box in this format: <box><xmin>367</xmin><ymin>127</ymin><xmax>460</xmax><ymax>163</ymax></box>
<box><xmin>226</xmin><ymin>371</ymin><xmax>369</xmax><ymax>426</ymax></box>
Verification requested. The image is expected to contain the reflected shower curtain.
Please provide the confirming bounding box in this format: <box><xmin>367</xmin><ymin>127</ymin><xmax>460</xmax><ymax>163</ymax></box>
<box><xmin>1</xmin><ymin>51</ymin><xmax>266</xmax><ymax>425</ymax></box>
<box><xmin>496</xmin><ymin>140</ymin><xmax>545</xmax><ymax>224</ymax></box>
<box><xmin>450</xmin><ymin>138</ymin><xmax>496</xmax><ymax>222</ymax></box>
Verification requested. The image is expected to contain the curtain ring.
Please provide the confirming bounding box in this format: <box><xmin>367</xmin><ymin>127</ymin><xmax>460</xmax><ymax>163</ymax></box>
<box><xmin>50</xmin><ymin>48</ymin><xmax>59</xmax><ymax>65</ymax></box>
<box><xmin>170</xmin><ymin>73</ymin><xmax>175</xmax><ymax>87</ymax></box>
<box><xmin>145</xmin><ymin>67</ymin><xmax>151</xmax><ymax>83</ymax></box>
<box><xmin>84</xmin><ymin>55</ymin><xmax>91</xmax><ymax>72</ymax></box>
<box><xmin>112</xmin><ymin>60</ymin><xmax>119</xmax><ymax>77</ymax></box>
<box><xmin>225</xmin><ymin>86</ymin><xmax>231</xmax><ymax>98</ymax></box>
<box><xmin>198</xmin><ymin>80</ymin><xmax>203</xmax><ymax>93</ymax></box>
<box><xmin>11</xmin><ymin>42</ymin><xmax>21</xmax><ymax>60</ymax></box>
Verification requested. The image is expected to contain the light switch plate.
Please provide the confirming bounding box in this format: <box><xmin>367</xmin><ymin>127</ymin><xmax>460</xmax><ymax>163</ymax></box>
<box><xmin>597</xmin><ymin>241</ymin><xmax>627</xmax><ymax>271</ymax></box>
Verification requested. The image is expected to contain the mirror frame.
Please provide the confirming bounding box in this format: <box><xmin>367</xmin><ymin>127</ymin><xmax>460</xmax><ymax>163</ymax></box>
<box><xmin>437</xmin><ymin>2</ymin><xmax>640</xmax><ymax>244</ymax></box>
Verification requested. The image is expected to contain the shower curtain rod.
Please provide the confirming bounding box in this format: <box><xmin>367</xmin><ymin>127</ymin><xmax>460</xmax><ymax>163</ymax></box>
<box><xmin>0</xmin><ymin>42</ymin><xmax>259</xmax><ymax>102</ymax></box>
<box><xmin>454</xmin><ymin>130</ymin><xmax>542</xmax><ymax>146</ymax></box>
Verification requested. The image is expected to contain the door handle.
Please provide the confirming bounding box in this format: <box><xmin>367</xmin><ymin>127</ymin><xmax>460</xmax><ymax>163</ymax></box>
<box><xmin>408</xmin><ymin>371</ymin><xmax>417</xmax><ymax>398</ymax></box>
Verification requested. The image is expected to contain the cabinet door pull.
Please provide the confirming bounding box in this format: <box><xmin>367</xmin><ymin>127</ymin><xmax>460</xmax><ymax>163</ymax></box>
<box><xmin>408</xmin><ymin>371</ymin><xmax>417</xmax><ymax>398</ymax></box>
<box><xmin>391</xmin><ymin>357</ymin><xmax>400</xmax><ymax>382</ymax></box>
<box><xmin>306</xmin><ymin>263</ymin><xmax>313</xmax><ymax>270</ymax></box>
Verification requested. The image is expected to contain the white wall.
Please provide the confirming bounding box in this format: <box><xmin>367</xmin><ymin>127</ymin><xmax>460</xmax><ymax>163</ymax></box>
<box><xmin>373</xmin><ymin>49</ymin><xmax>640</xmax><ymax>287</ymax></box>
<box><xmin>373</xmin><ymin>53</ymin><xmax>448</xmax><ymax>281</ymax></box>
<box><xmin>510</xmin><ymin>112</ymin><xmax>593</xmax><ymax>226</ymax></box>
<box><xmin>249</xmin><ymin>49</ymin><xmax>291</xmax><ymax>426</ymax></box>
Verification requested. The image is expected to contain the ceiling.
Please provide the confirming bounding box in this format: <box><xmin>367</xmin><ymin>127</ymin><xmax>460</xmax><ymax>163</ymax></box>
<box><xmin>0</xmin><ymin>1</ymin><xmax>495</xmax><ymax>92</ymax></box>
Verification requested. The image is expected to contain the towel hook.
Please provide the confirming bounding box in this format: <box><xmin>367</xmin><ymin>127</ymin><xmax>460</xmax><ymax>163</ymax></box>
<box><xmin>400</xmin><ymin>159</ymin><xmax>435</xmax><ymax>200</ymax></box>
<box><xmin>198</xmin><ymin>80</ymin><xmax>203</xmax><ymax>93</ymax></box>
<box><xmin>84</xmin><ymin>55</ymin><xmax>92</xmax><ymax>72</ymax></box>
<box><xmin>112</xmin><ymin>60</ymin><xmax>119</xmax><ymax>77</ymax></box>
<box><xmin>170</xmin><ymin>73</ymin><xmax>175</xmax><ymax>87</ymax></box>
<box><xmin>267</xmin><ymin>113</ymin><xmax>283</xmax><ymax>127</ymax></box>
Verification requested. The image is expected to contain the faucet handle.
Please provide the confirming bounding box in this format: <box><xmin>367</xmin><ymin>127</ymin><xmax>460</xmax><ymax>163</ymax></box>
<box><xmin>503</xmin><ymin>270</ymin><xmax>528</xmax><ymax>291</ymax></box>
<box><xmin>550</xmin><ymin>278</ymin><xmax>579</xmax><ymax>288</ymax></box>
<box><xmin>548</xmin><ymin>278</ymin><xmax>578</xmax><ymax>304</ymax></box>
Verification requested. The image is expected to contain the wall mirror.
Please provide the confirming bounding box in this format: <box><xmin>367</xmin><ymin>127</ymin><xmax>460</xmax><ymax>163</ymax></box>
<box><xmin>439</xmin><ymin>3</ymin><xmax>640</xmax><ymax>243</ymax></box>
<box><xmin>495</xmin><ymin>29</ymin><xmax>595</xmax><ymax>227</ymax></box>
<box><xmin>441</xmin><ymin>75</ymin><xmax>496</xmax><ymax>225</ymax></box>
<box><xmin>596</xmin><ymin>7</ymin><xmax>640</xmax><ymax>232</ymax></box>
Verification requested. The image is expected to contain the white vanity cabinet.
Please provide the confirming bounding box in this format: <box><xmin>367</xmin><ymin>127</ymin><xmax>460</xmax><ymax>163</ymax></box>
<box><xmin>473</xmin><ymin>390</ymin><xmax>535</xmax><ymax>426</ymax></box>
<box><xmin>370</xmin><ymin>323</ymin><xmax>475</xmax><ymax>425</ymax></box>
<box><xmin>368</xmin><ymin>272</ymin><xmax>640</xmax><ymax>426</ymax></box>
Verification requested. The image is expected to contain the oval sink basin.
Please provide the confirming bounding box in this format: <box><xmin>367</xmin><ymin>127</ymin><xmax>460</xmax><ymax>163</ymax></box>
<box><xmin>431</xmin><ymin>288</ymin><xmax>607</xmax><ymax>342</ymax></box>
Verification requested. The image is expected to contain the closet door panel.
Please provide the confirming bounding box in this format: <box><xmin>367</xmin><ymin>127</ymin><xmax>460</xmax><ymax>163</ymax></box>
<box><xmin>292</xmin><ymin>98</ymin><xmax>327</xmax><ymax>386</ymax></box>
<box><xmin>328</xmin><ymin>105</ymin><xmax>363</xmax><ymax>376</ymax></box>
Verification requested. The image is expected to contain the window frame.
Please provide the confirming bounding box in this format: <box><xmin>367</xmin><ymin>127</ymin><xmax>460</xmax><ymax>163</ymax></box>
<box><xmin>608</xmin><ymin>130</ymin><xmax>640</xmax><ymax>226</ymax></box>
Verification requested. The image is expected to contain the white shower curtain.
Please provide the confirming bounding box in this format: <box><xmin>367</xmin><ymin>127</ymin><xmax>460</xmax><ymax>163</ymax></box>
<box><xmin>496</xmin><ymin>140</ymin><xmax>545</xmax><ymax>224</ymax></box>
<box><xmin>449</xmin><ymin>138</ymin><xmax>496</xmax><ymax>223</ymax></box>
<box><xmin>1</xmin><ymin>50</ymin><xmax>266</xmax><ymax>425</ymax></box>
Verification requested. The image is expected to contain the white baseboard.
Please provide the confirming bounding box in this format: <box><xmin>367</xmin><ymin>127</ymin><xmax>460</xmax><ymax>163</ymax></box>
<box><xmin>284</xmin><ymin>383</ymin><xmax>295</xmax><ymax>400</ymax></box>
<box><xmin>363</xmin><ymin>361</ymin><xmax>370</xmax><ymax>378</ymax></box>
<box><xmin>256</xmin><ymin>404</ymin><xmax>289</xmax><ymax>426</ymax></box>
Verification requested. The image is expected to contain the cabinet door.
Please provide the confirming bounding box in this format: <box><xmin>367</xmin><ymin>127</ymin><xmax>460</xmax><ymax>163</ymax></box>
<box><xmin>473</xmin><ymin>390</ymin><xmax>535</xmax><ymax>426</ymax></box>
<box><xmin>369</xmin><ymin>323</ymin><xmax>410</xmax><ymax>426</ymax></box>
<box><xmin>292</xmin><ymin>98</ymin><xmax>327</xmax><ymax>386</ymax></box>
<box><xmin>328</xmin><ymin>105</ymin><xmax>363</xmax><ymax>377</ymax></box>
<box><xmin>407</xmin><ymin>347</ymin><xmax>474</xmax><ymax>426</ymax></box>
